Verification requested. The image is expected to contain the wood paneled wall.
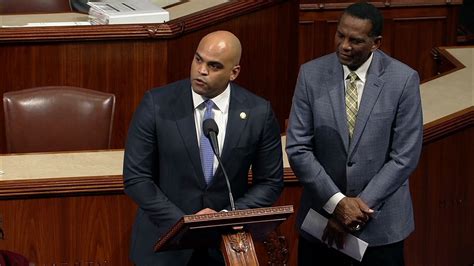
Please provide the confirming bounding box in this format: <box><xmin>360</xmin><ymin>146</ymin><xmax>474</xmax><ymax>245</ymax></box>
<box><xmin>0</xmin><ymin>194</ymin><xmax>137</xmax><ymax>265</ymax></box>
<box><xmin>298</xmin><ymin>3</ymin><xmax>460</xmax><ymax>81</ymax></box>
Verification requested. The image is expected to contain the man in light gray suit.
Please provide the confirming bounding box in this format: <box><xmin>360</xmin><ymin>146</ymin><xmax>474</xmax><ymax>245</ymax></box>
<box><xmin>286</xmin><ymin>2</ymin><xmax>423</xmax><ymax>265</ymax></box>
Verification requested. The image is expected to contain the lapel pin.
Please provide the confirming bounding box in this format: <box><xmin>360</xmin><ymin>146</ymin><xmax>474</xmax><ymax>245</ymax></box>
<box><xmin>240</xmin><ymin>112</ymin><xmax>247</xmax><ymax>119</ymax></box>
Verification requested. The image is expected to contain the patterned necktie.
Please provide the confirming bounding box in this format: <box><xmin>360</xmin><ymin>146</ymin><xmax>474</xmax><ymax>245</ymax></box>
<box><xmin>346</xmin><ymin>72</ymin><xmax>359</xmax><ymax>139</ymax></box>
<box><xmin>200</xmin><ymin>100</ymin><xmax>215</xmax><ymax>185</ymax></box>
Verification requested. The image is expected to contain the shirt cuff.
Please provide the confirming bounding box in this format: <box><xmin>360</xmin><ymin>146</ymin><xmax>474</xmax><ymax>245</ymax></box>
<box><xmin>322</xmin><ymin>192</ymin><xmax>346</xmax><ymax>214</ymax></box>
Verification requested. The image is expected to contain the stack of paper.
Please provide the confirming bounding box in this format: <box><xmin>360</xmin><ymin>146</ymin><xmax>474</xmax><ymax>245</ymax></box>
<box><xmin>301</xmin><ymin>208</ymin><xmax>369</xmax><ymax>261</ymax></box>
<box><xmin>88</xmin><ymin>0</ymin><xmax>169</xmax><ymax>25</ymax></box>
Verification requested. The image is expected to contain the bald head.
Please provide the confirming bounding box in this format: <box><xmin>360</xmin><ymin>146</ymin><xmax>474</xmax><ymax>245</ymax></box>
<box><xmin>197</xmin><ymin>30</ymin><xmax>242</xmax><ymax>66</ymax></box>
<box><xmin>190</xmin><ymin>31</ymin><xmax>242</xmax><ymax>98</ymax></box>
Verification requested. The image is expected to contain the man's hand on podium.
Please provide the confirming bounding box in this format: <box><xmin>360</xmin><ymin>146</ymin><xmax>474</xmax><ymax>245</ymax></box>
<box><xmin>195</xmin><ymin>208</ymin><xmax>217</xmax><ymax>215</ymax></box>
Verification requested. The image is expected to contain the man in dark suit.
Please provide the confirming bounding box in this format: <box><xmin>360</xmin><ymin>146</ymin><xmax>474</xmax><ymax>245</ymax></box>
<box><xmin>286</xmin><ymin>2</ymin><xmax>423</xmax><ymax>266</ymax></box>
<box><xmin>123</xmin><ymin>30</ymin><xmax>283</xmax><ymax>265</ymax></box>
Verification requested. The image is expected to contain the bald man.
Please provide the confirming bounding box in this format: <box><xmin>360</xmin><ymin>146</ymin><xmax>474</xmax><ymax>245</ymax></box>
<box><xmin>123</xmin><ymin>31</ymin><xmax>284</xmax><ymax>265</ymax></box>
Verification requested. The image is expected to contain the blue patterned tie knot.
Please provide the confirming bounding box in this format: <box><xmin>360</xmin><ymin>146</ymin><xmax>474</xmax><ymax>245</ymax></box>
<box><xmin>200</xmin><ymin>100</ymin><xmax>215</xmax><ymax>185</ymax></box>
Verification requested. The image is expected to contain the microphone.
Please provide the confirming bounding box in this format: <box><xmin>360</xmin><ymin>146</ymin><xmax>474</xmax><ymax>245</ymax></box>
<box><xmin>203</xmin><ymin>118</ymin><xmax>236</xmax><ymax>211</ymax></box>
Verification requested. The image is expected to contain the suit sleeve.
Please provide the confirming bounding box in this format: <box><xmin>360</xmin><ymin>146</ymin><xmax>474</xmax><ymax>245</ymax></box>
<box><xmin>359</xmin><ymin>71</ymin><xmax>423</xmax><ymax>208</ymax></box>
<box><xmin>234</xmin><ymin>101</ymin><xmax>284</xmax><ymax>209</ymax></box>
<box><xmin>286</xmin><ymin>66</ymin><xmax>342</xmax><ymax>208</ymax></box>
<box><xmin>123</xmin><ymin>91</ymin><xmax>185</xmax><ymax>227</ymax></box>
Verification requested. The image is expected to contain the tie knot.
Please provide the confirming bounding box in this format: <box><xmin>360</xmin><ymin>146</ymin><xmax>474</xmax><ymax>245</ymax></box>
<box><xmin>204</xmin><ymin>99</ymin><xmax>214</xmax><ymax>109</ymax></box>
<box><xmin>203</xmin><ymin>100</ymin><xmax>215</xmax><ymax>120</ymax></box>
<box><xmin>348</xmin><ymin>72</ymin><xmax>358</xmax><ymax>83</ymax></box>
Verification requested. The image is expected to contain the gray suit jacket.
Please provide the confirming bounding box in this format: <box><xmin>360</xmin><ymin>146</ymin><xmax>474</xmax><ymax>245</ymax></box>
<box><xmin>286</xmin><ymin>50</ymin><xmax>423</xmax><ymax>246</ymax></box>
<box><xmin>123</xmin><ymin>79</ymin><xmax>283</xmax><ymax>265</ymax></box>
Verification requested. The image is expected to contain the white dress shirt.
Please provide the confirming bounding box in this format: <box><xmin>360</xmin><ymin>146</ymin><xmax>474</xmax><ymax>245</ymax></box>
<box><xmin>323</xmin><ymin>53</ymin><xmax>374</xmax><ymax>214</ymax></box>
<box><xmin>192</xmin><ymin>84</ymin><xmax>230</xmax><ymax>174</ymax></box>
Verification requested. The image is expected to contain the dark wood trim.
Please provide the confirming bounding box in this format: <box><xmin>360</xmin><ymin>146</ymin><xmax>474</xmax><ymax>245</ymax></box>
<box><xmin>393</xmin><ymin>16</ymin><xmax>447</xmax><ymax>21</ymax></box>
<box><xmin>424</xmin><ymin>46</ymin><xmax>468</xmax><ymax>82</ymax></box>
<box><xmin>0</xmin><ymin>175</ymin><xmax>123</xmax><ymax>198</ymax></box>
<box><xmin>300</xmin><ymin>1</ymin><xmax>461</xmax><ymax>11</ymax></box>
<box><xmin>0</xmin><ymin>1</ymin><xmax>284</xmax><ymax>43</ymax></box>
<box><xmin>423</xmin><ymin>107</ymin><xmax>474</xmax><ymax>144</ymax></box>
<box><xmin>0</xmin><ymin>160</ymin><xmax>299</xmax><ymax>198</ymax></box>
<box><xmin>300</xmin><ymin>2</ymin><xmax>387</xmax><ymax>10</ymax></box>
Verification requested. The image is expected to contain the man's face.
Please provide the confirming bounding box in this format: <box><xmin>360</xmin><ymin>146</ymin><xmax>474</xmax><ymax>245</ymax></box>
<box><xmin>190</xmin><ymin>40</ymin><xmax>240</xmax><ymax>99</ymax></box>
<box><xmin>335</xmin><ymin>14</ymin><xmax>381</xmax><ymax>70</ymax></box>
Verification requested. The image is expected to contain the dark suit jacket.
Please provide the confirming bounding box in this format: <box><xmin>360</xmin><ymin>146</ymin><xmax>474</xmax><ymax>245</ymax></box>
<box><xmin>286</xmin><ymin>50</ymin><xmax>423</xmax><ymax>246</ymax></box>
<box><xmin>123</xmin><ymin>79</ymin><xmax>283</xmax><ymax>265</ymax></box>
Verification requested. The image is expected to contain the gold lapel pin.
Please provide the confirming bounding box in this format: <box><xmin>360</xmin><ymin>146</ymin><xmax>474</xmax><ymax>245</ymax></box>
<box><xmin>240</xmin><ymin>112</ymin><xmax>247</xmax><ymax>119</ymax></box>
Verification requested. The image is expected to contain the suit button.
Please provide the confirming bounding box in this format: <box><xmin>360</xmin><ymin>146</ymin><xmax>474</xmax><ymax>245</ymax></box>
<box><xmin>347</xmin><ymin>162</ymin><xmax>354</xmax><ymax>167</ymax></box>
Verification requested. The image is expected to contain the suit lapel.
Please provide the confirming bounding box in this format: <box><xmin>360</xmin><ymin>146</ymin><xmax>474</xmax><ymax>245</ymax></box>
<box><xmin>172</xmin><ymin>81</ymin><xmax>206</xmax><ymax>187</ymax></box>
<box><xmin>219</xmin><ymin>84</ymin><xmax>249</xmax><ymax>166</ymax></box>
<box><xmin>328</xmin><ymin>59</ymin><xmax>350</xmax><ymax>152</ymax></box>
<box><xmin>348</xmin><ymin>51</ymin><xmax>386</xmax><ymax>157</ymax></box>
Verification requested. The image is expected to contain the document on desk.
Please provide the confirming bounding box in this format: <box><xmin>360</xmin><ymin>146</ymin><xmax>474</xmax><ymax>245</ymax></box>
<box><xmin>301</xmin><ymin>208</ymin><xmax>368</xmax><ymax>261</ymax></box>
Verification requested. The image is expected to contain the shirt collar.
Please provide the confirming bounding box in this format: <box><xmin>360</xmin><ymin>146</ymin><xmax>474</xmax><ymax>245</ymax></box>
<box><xmin>343</xmin><ymin>52</ymin><xmax>374</xmax><ymax>83</ymax></box>
<box><xmin>192</xmin><ymin>83</ymin><xmax>231</xmax><ymax>114</ymax></box>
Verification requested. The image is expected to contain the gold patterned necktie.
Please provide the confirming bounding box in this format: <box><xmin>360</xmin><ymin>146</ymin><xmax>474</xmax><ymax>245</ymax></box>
<box><xmin>346</xmin><ymin>72</ymin><xmax>359</xmax><ymax>139</ymax></box>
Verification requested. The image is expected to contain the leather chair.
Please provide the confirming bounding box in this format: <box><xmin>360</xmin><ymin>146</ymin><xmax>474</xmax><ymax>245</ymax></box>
<box><xmin>0</xmin><ymin>0</ymin><xmax>71</xmax><ymax>14</ymax></box>
<box><xmin>0</xmin><ymin>250</ymin><xmax>29</xmax><ymax>266</ymax></box>
<box><xmin>3</xmin><ymin>86</ymin><xmax>115</xmax><ymax>153</ymax></box>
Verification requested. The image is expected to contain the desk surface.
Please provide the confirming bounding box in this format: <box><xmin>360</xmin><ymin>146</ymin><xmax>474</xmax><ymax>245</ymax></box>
<box><xmin>0</xmin><ymin>150</ymin><xmax>123</xmax><ymax>181</ymax></box>
<box><xmin>421</xmin><ymin>47</ymin><xmax>473</xmax><ymax>124</ymax></box>
<box><xmin>0</xmin><ymin>0</ymin><xmax>229</xmax><ymax>27</ymax></box>
<box><xmin>0</xmin><ymin>150</ymin><xmax>124</xmax><ymax>197</ymax></box>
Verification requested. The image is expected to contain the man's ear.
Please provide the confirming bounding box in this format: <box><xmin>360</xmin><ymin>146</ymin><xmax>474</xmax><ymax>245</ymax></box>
<box><xmin>229</xmin><ymin>65</ymin><xmax>240</xmax><ymax>81</ymax></box>
<box><xmin>372</xmin><ymin>36</ymin><xmax>382</xmax><ymax>51</ymax></box>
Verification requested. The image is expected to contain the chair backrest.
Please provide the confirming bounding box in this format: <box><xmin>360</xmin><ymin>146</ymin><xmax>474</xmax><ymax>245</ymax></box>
<box><xmin>3</xmin><ymin>86</ymin><xmax>115</xmax><ymax>153</ymax></box>
<box><xmin>0</xmin><ymin>250</ymin><xmax>29</xmax><ymax>266</ymax></box>
<box><xmin>0</xmin><ymin>0</ymin><xmax>71</xmax><ymax>15</ymax></box>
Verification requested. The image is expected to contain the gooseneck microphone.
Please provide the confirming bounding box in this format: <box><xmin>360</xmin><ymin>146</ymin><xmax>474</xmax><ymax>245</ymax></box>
<box><xmin>203</xmin><ymin>118</ymin><xmax>236</xmax><ymax>211</ymax></box>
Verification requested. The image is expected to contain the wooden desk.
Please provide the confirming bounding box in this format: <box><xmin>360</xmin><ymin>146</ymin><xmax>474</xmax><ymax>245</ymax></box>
<box><xmin>0</xmin><ymin>148</ymin><xmax>295</xmax><ymax>265</ymax></box>
<box><xmin>403</xmin><ymin>47</ymin><xmax>473</xmax><ymax>265</ymax></box>
<box><xmin>0</xmin><ymin>150</ymin><xmax>135</xmax><ymax>265</ymax></box>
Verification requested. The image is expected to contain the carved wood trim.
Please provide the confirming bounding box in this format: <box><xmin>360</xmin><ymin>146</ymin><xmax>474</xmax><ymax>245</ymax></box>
<box><xmin>154</xmin><ymin>206</ymin><xmax>294</xmax><ymax>252</ymax></box>
<box><xmin>183</xmin><ymin>206</ymin><xmax>294</xmax><ymax>223</ymax></box>
<box><xmin>263</xmin><ymin>230</ymin><xmax>289</xmax><ymax>266</ymax></box>
<box><xmin>221</xmin><ymin>231</ymin><xmax>259</xmax><ymax>266</ymax></box>
<box><xmin>0</xmin><ymin>1</ymin><xmax>284</xmax><ymax>43</ymax></box>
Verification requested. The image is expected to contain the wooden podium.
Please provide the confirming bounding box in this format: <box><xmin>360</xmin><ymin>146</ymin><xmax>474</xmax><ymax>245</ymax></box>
<box><xmin>154</xmin><ymin>205</ymin><xmax>293</xmax><ymax>265</ymax></box>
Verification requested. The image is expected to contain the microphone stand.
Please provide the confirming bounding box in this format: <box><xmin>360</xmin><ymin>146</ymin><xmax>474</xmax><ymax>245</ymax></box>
<box><xmin>204</xmin><ymin>119</ymin><xmax>236</xmax><ymax>211</ymax></box>
<box><xmin>214</xmin><ymin>153</ymin><xmax>236</xmax><ymax>211</ymax></box>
